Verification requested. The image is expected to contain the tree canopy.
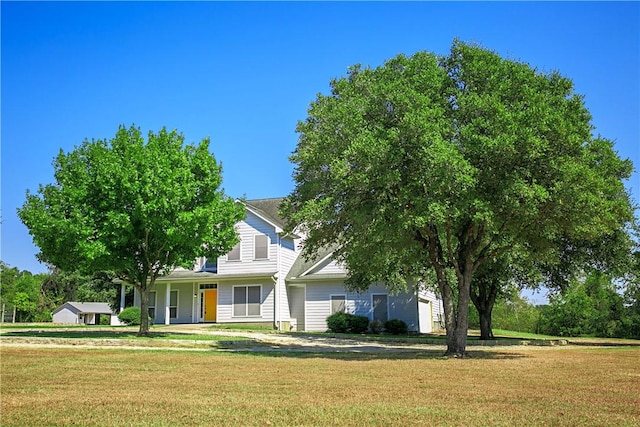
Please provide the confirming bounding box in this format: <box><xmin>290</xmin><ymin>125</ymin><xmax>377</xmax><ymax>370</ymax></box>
<box><xmin>19</xmin><ymin>125</ymin><xmax>244</xmax><ymax>333</ymax></box>
<box><xmin>282</xmin><ymin>40</ymin><xmax>634</xmax><ymax>356</ymax></box>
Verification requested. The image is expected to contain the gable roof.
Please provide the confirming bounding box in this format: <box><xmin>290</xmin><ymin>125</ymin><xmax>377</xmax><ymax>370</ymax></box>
<box><xmin>53</xmin><ymin>302</ymin><xmax>114</xmax><ymax>315</ymax></box>
<box><xmin>244</xmin><ymin>197</ymin><xmax>285</xmax><ymax>230</ymax></box>
<box><xmin>286</xmin><ymin>244</ymin><xmax>344</xmax><ymax>280</ymax></box>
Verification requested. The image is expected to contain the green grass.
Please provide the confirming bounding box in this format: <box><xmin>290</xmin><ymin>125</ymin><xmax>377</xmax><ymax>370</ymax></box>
<box><xmin>2</xmin><ymin>346</ymin><xmax>639</xmax><ymax>426</ymax></box>
<box><xmin>1</xmin><ymin>330</ymin><xmax>247</xmax><ymax>341</ymax></box>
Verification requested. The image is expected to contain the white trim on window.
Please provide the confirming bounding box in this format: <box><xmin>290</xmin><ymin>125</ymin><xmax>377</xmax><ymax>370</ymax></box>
<box><xmin>254</xmin><ymin>234</ymin><xmax>269</xmax><ymax>260</ymax></box>
<box><xmin>232</xmin><ymin>284</ymin><xmax>262</xmax><ymax>317</ymax></box>
<box><xmin>330</xmin><ymin>294</ymin><xmax>346</xmax><ymax>314</ymax></box>
<box><xmin>227</xmin><ymin>241</ymin><xmax>241</xmax><ymax>261</ymax></box>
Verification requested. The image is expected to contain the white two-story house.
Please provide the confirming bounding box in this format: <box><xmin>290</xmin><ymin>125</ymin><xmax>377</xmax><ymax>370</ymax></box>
<box><xmin>130</xmin><ymin>198</ymin><xmax>443</xmax><ymax>332</ymax></box>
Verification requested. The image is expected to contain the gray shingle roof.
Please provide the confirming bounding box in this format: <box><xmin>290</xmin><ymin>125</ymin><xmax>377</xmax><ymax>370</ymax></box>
<box><xmin>286</xmin><ymin>245</ymin><xmax>342</xmax><ymax>280</ymax></box>
<box><xmin>56</xmin><ymin>302</ymin><xmax>114</xmax><ymax>314</ymax></box>
<box><xmin>244</xmin><ymin>197</ymin><xmax>285</xmax><ymax>229</ymax></box>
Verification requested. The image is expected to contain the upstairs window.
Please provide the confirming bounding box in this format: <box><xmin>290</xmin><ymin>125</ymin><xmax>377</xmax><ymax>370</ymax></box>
<box><xmin>202</xmin><ymin>258</ymin><xmax>217</xmax><ymax>272</ymax></box>
<box><xmin>254</xmin><ymin>234</ymin><xmax>269</xmax><ymax>260</ymax></box>
<box><xmin>227</xmin><ymin>241</ymin><xmax>241</xmax><ymax>261</ymax></box>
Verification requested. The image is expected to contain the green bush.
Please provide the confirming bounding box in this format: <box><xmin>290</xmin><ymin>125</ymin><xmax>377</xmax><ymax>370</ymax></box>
<box><xmin>326</xmin><ymin>312</ymin><xmax>370</xmax><ymax>334</ymax></box>
<box><xmin>118</xmin><ymin>307</ymin><xmax>147</xmax><ymax>326</ymax></box>
<box><xmin>348</xmin><ymin>314</ymin><xmax>370</xmax><ymax>334</ymax></box>
<box><xmin>369</xmin><ymin>319</ymin><xmax>384</xmax><ymax>334</ymax></box>
<box><xmin>326</xmin><ymin>311</ymin><xmax>350</xmax><ymax>333</ymax></box>
<box><xmin>384</xmin><ymin>319</ymin><xmax>409</xmax><ymax>335</ymax></box>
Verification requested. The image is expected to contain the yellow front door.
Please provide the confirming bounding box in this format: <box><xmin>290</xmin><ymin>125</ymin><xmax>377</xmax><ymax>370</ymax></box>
<box><xmin>204</xmin><ymin>290</ymin><xmax>217</xmax><ymax>322</ymax></box>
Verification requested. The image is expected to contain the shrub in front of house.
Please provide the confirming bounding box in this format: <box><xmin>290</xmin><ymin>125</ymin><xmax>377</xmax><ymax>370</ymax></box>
<box><xmin>384</xmin><ymin>319</ymin><xmax>409</xmax><ymax>335</ymax></box>
<box><xmin>327</xmin><ymin>311</ymin><xmax>350</xmax><ymax>333</ymax></box>
<box><xmin>326</xmin><ymin>312</ymin><xmax>370</xmax><ymax>334</ymax></box>
<box><xmin>118</xmin><ymin>307</ymin><xmax>147</xmax><ymax>326</ymax></box>
<box><xmin>369</xmin><ymin>319</ymin><xmax>384</xmax><ymax>334</ymax></box>
<box><xmin>348</xmin><ymin>314</ymin><xmax>370</xmax><ymax>334</ymax></box>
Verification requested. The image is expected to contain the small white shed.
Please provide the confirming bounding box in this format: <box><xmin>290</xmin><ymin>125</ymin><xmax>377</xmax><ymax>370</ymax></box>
<box><xmin>52</xmin><ymin>302</ymin><xmax>120</xmax><ymax>325</ymax></box>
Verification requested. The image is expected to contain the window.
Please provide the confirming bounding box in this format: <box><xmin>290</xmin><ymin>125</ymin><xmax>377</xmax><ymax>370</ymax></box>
<box><xmin>202</xmin><ymin>258</ymin><xmax>217</xmax><ymax>272</ymax></box>
<box><xmin>227</xmin><ymin>241</ymin><xmax>241</xmax><ymax>261</ymax></box>
<box><xmin>330</xmin><ymin>295</ymin><xmax>346</xmax><ymax>314</ymax></box>
<box><xmin>254</xmin><ymin>234</ymin><xmax>268</xmax><ymax>260</ymax></box>
<box><xmin>233</xmin><ymin>285</ymin><xmax>261</xmax><ymax>317</ymax></box>
<box><xmin>169</xmin><ymin>290</ymin><xmax>178</xmax><ymax>319</ymax></box>
<box><xmin>148</xmin><ymin>291</ymin><xmax>157</xmax><ymax>319</ymax></box>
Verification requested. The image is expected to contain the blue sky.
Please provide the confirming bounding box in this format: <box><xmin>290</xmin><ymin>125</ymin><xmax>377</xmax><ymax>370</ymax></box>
<box><xmin>2</xmin><ymin>1</ymin><xmax>639</xmax><ymax>296</ymax></box>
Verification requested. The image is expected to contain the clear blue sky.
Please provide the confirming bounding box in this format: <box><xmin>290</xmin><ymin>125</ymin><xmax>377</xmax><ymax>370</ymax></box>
<box><xmin>2</xmin><ymin>2</ymin><xmax>639</xmax><ymax>286</ymax></box>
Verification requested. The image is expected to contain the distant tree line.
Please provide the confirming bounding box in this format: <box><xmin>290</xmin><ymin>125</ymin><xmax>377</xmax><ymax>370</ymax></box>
<box><xmin>0</xmin><ymin>261</ymin><xmax>129</xmax><ymax>322</ymax></box>
<box><xmin>468</xmin><ymin>270</ymin><xmax>640</xmax><ymax>340</ymax></box>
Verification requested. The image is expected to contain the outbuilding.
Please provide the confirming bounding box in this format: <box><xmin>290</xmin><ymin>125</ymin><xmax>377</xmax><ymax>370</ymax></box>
<box><xmin>52</xmin><ymin>302</ymin><xmax>120</xmax><ymax>325</ymax></box>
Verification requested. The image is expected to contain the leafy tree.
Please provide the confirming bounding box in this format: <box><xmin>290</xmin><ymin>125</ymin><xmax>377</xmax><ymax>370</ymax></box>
<box><xmin>0</xmin><ymin>261</ymin><xmax>20</xmax><ymax>309</ymax></box>
<box><xmin>471</xmin><ymin>225</ymin><xmax>634</xmax><ymax>340</ymax></box>
<box><xmin>282</xmin><ymin>40</ymin><xmax>634</xmax><ymax>356</ymax></box>
<box><xmin>538</xmin><ymin>272</ymin><xmax>626</xmax><ymax>337</ymax></box>
<box><xmin>19</xmin><ymin>126</ymin><xmax>244</xmax><ymax>334</ymax></box>
<box><xmin>41</xmin><ymin>268</ymin><xmax>118</xmax><ymax>307</ymax></box>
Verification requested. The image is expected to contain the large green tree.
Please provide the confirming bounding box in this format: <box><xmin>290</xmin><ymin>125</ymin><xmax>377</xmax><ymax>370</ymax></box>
<box><xmin>282</xmin><ymin>40</ymin><xmax>634</xmax><ymax>356</ymax></box>
<box><xmin>19</xmin><ymin>126</ymin><xmax>244</xmax><ymax>334</ymax></box>
<box><xmin>471</xmin><ymin>224</ymin><xmax>634</xmax><ymax>340</ymax></box>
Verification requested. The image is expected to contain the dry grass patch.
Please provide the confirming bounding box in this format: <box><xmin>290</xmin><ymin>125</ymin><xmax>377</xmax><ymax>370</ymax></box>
<box><xmin>1</xmin><ymin>346</ymin><xmax>639</xmax><ymax>426</ymax></box>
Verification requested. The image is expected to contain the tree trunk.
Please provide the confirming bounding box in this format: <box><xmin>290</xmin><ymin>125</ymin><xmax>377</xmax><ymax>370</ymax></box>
<box><xmin>478</xmin><ymin>307</ymin><xmax>494</xmax><ymax>340</ymax></box>
<box><xmin>138</xmin><ymin>286</ymin><xmax>150</xmax><ymax>336</ymax></box>
<box><xmin>470</xmin><ymin>280</ymin><xmax>498</xmax><ymax>340</ymax></box>
<box><xmin>446</xmin><ymin>270</ymin><xmax>473</xmax><ymax>357</ymax></box>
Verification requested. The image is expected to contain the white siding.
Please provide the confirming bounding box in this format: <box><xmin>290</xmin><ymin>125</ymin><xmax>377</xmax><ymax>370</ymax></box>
<box><xmin>276</xmin><ymin>236</ymin><xmax>299</xmax><ymax>326</ymax></box>
<box><xmin>287</xmin><ymin>285</ymin><xmax>305</xmax><ymax>331</ymax></box>
<box><xmin>216</xmin><ymin>280</ymin><xmax>274</xmax><ymax>324</ymax></box>
<box><xmin>52</xmin><ymin>307</ymin><xmax>80</xmax><ymax>324</ymax></box>
<box><xmin>303</xmin><ymin>282</ymin><xmax>419</xmax><ymax>332</ymax></box>
<box><xmin>217</xmin><ymin>212</ymin><xmax>278</xmax><ymax>275</ymax></box>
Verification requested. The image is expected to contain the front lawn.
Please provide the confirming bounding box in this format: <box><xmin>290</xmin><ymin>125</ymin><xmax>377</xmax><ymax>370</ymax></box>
<box><xmin>1</xmin><ymin>346</ymin><xmax>638</xmax><ymax>426</ymax></box>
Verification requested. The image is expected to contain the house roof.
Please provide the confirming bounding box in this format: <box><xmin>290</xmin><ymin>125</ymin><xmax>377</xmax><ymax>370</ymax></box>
<box><xmin>286</xmin><ymin>244</ymin><xmax>344</xmax><ymax>280</ymax></box>
<box><xmin>54</xmin><ymin>302</ymin><xmax>114</xmax><ymax>315</ymax></box>
<box><xmin>154</xmin><ymin>269</ymin><xmax>278</xmax><ymax>283</ymax></box>
<box><xmin>244</xmin><ymin>197</ymin><xmax>285</xmax><ymax>230</ymax></box>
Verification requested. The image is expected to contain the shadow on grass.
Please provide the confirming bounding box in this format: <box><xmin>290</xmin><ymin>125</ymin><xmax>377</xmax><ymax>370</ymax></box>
<box><xmin>217</xmin><ymin>347</ymin><xmax>530</xmax><ymax>361</ymax></box>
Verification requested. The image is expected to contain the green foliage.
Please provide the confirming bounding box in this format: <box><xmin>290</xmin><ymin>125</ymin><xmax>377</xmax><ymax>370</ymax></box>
<box><xmin>18</xmin><ymin>125</ymin><xmax>245</xmax><ymax>334</ymax></box>
<box><xmin>348</xmin><ymin>314</ymin><xmax>370</xmax><ymax>334</ymax></box>
<box><xmin>369</xmin><ymin>319</ymin><xmax>384</xmax><ymax>334</ymax></box>
<box><xmin>384</xmin><ymin>319</ymin><xmax>409</xmax><ymax>335</ymax></box>
<box><xmin>283</xmin><ymin>40</ymin><xmax>634</xmax><ymax>355</ymax></box>
<box><xmin>118</xmin><ymin>307</ymin><xmax>147</xmax><ymax>326</ymax></box>
<box><xmin>326</xmin><ymin>312</ymin><xmax>350</xmax><ymax>333</ymax></box>
<box><xmin>469</xmin><ymin>292</ymin><xmax>541</xmax><ymax>334</ymax></box>
<box><xmin>538</xmin><ymin>273</ymin><xmax>626</xmax><ymax>337</ymax></box>
<box><xmin>326</xmin><ymin>312</ymin><xmax>370</xmax><ymax>334</ymax></box>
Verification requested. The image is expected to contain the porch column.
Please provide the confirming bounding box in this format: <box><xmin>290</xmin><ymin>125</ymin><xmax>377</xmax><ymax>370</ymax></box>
<box><xmin>165</xmin><ymin>283</ymin><xmax>171</xmax><ymax>325</ymax></box>
<box><xmin>119</xmin><ymin>283</ymin><xmax>126</xmax><ymax>313</ymax></box>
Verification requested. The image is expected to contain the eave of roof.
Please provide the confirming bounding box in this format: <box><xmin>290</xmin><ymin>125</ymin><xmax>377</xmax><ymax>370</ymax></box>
<box><xmin>154</xmin><ymin>270</ymin><xmax>278</xmax><ymax>283</ymax></box>
<box><xmin>242</xmin><ymin>197</ymin><xmax>285</xmax><ymax>233</ymax></box>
